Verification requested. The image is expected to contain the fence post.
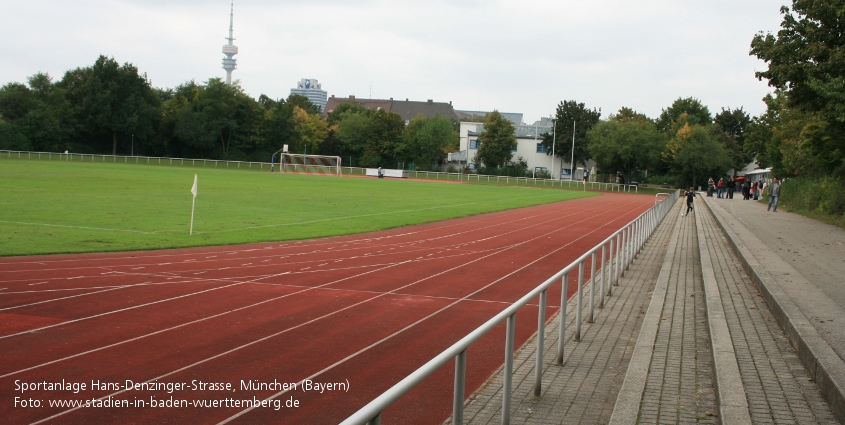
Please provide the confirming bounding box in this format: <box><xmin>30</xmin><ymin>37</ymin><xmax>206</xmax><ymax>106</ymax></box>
<box><xmin>534</xmin><ymin>290</ymin><xmax>547</xmax><ymax>397</ymax></box>
<box><xmin>600</xmin><ymin>244</ymin><xmax>607</xmax><ymax>308</ymax></box>
<box><xmin>575</xmin><ymin>262</ymin><xmax>584</xmax><ymax>341</ymax></box>
<box><xmin>453</xmin><ymin>350</ymin><xmax>466</xmax><ymax>424</ymax></box>
<box><xmin>607</xmin><ymin>238</ymin><xmax>614</xmax><ymax>296</ymax></box>
<box><xmin>503</xmin><ymin>314</ymin><xmax>516</xmax><ymax>424</ymax></box>
<box><xmin>588</xmin><ymin>252</ymin><xmax>596</xmax><ymax>323</ymax></box>
<box><xmin>556</xmin><ymin>272</ymin><xmax>568</xmax><ymax>365</ymax></box>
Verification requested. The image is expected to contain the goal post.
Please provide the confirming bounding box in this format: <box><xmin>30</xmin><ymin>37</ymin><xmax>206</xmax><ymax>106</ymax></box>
<box><xmin>278</xmin><ymin>153</ymin><xmax>342</xmax><ymax>176</ymax></box>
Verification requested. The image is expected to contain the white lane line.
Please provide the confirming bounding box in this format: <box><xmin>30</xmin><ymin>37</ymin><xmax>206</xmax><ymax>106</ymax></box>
<box><xmin>28</xmin><ymin>282</ymin><xmax>49</xmax><ymax>286</ymax></box>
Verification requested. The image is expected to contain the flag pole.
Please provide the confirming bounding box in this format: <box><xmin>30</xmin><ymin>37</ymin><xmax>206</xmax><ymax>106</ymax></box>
<box><xmin>190</xmin><ymin>174</ymin><xmax>198</xmax><ymax>235</ymax></box>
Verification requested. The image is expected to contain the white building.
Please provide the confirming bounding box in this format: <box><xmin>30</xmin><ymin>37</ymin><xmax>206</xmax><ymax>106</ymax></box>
<box><xmin>457</xmin><ymin>121</ymin><xmax>596</xmax><ymax>180</ymax></box>
<box><xmin>290</xmin><ymin>78</ymin><xmax>328</xmax><ymax>113</ymax></box>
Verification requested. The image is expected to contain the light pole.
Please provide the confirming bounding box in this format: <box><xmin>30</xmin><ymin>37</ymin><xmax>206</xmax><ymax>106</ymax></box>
<box><xmin>570</xmin><ymin>120</ymin><xmax>576</xmax><ymax>181</ymax></box>
<box><xmin>550</xmin><ymin>115</ymin><xmax>556</xmax><ymax>180</ymax></box>
<box><xmin>131</xmin><ymin>134</ymin><xmax>134</xmax><ymax>156</ymax></box>
<box><xmin>532</xmin><ymin>123</ymin><xmax>538</xmax><ymax>179</ymax></box>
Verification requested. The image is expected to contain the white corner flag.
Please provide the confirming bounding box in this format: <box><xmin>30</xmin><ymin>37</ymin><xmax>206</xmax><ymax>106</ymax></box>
<box><xmin>190</xmin><ymin>174</ymin><xmax>198</xmax><ymax>235</ymax></box>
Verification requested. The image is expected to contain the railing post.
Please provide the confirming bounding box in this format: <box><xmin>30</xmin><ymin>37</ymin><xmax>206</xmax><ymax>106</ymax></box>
<box><xmin>556</xmin><ymin>272</ymin><xmax>568</xmax><ymax>365</ymax></box>
<box><xmin>575</xmin><ymin>262</ymin><xmax>584</xmax><ymax>341</ymax></box>
<box><xmin>622</xmin><ymin>227</ymin><xmax>629</xmax><ymax>272</ymax></box>
<box><xmin>453</xmin><ymin>350</ymin><xmax>466</xmax><ymax>424</ymax></box>
<box><xmin>534</xmin><ymin>290</ymin><xmax>547</xmax><ymax>397</ymax></box>
<box><xmin>588</xmin><ymin>252</ymin><xmax>596</xmax><ymax>323</ymax></box>
<box><xmin>503</xmin><ymin>314</ymin><xmax>515</xmax><ymax>425</ymax></box>
<box><xmin>600</xmin><ymin>244</ymin><xmax>607</xmax><ymax>307</ymax></box>
<box><xmin>368</xmin><ymin>413</ymin><xmax>381</xmax><ymax>425</ymax></box>
<box><xmin>608</xmin><ymin>238</ymin><xmax>615</xmax><ymax>294</ymax></box>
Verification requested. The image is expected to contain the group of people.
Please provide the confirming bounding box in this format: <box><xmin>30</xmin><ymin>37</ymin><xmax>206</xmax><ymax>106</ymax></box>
<box><xmin>686</xmin><ymin>176</ymin><xmax>781</xmax><ymax>216</ymax></box>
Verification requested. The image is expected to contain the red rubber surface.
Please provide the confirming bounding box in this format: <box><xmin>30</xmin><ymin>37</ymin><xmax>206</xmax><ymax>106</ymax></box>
<box><xmin>0</xmin><ymin>193</ymin><xmax>652</xmax><ymax>424</ymax></box>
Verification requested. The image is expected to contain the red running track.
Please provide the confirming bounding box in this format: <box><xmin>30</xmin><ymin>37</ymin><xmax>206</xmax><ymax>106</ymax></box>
<box><xmin>0</xmin><ymin>193</ymin><xmax>652</xmax><ymax>425</ymax></box>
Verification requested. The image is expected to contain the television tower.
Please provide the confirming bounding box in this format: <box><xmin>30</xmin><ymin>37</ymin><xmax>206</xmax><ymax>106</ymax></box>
<box><xmin>221</xmin><ymin>1</ymin><xmax>238</xmax><ymax>85</ymax></box>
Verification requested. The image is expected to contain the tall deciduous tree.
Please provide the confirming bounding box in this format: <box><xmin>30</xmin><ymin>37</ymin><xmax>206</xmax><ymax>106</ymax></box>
<box><xmin>750</xmin><ymin>0</ymin><xmax>845</xmax><ymax>174</ymax></box>
<box><xmin>588</xmin><ymin>110</ymin><xmax>665</xmax><ymax>184</ymax></box>
<box><xmin>400</xmin><ymin>113</ymin><xmax>457</xmax><ymax>170</ymax></box>
<box><xmin>663</xmin><ymin>124</ymin><xmax>731</xmax><ymax>188</ymax></box>
<box><xmin>656</xmin><ymin>97</ymin><xmax>712</xmax><ymax>133</ymax></box>
<box><xmin>475</xmin><ymin>110</ymin><xmax>516</xmax><ymax>168</ymax></box>
<box><xmin>83</xmin><ymin>56</ymin><xmax>160</xmax><ymax>155</ymax></box>
<box><xmin>542</xmin><ymin>100</ymin><xmax>601</xmax><ymax>169</ymax></box>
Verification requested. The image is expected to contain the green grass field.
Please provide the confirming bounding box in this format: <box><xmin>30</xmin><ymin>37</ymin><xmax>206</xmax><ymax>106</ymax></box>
<box><xmin>0</xmin><ymin>159</ymin><xmax>597</xmax><ymax>256</ymax></box>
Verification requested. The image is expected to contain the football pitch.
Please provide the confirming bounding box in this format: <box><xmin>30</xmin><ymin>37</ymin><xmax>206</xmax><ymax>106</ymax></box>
<box><xmin>0</xmin><ymin>159</ymin><xmax>596</xmax><ymax>256</ymax></box>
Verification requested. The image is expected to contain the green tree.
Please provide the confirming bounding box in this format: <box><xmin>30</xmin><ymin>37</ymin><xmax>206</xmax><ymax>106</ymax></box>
<box><xmin>400</xmin><ymin>113</ymin><xmax>457</xmax><ymax>170</ymax></box>
<box><xmin>173</xmin><ymin>78</ymin><xmax>261</xmax><ymax>159</ymax></box>
<box><xmin>82</xmin><ymin>56</ymin><xmax>160</xmax><ymax>155</ymax></box>
<box><xmin>475</xmin><ymin>110</ymin><xmax>516</xmax><ymax>168</ymax></box>
<box><xmin>0</xmin><ymin>73</ymin><xmax>73</xmax><ymax>152</ymax></box>
<box><xmin>714</xmin><ymin>107</ymin><xmax>753</xmax><ymax>171</ymax></box>
<box><xmin>588</xmin><ymin>110</ymin><xmax>665</xmax><ymax>184</ymax></box>
<box><xmin>656</xmin><ymin>97</ymin><xmax>712</xmax><ymax>133</ymax></box>
<box><xmin>286</xmin><ymin>94</ymin><xmax>321</xmax><ymax>116</ymax></box>
<box><xmin>750</xmin><ymin>0</ymin><xmax>845</xmax><ymax>173</ymax></box>
<box><xmin>663</xmin><ymin>124</ymin><xmax>731</xmax><ymax>188</ymax></box>
<box><xmin>542</xmin><ymin>100</ymin><xmax>601</xmax><ymax>169</ymax></box>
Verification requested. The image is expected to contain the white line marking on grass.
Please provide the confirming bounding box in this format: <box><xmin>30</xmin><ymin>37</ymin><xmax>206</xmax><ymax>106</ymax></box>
<box><xmin>0</xmin><ymin>220</ymin><xmax>159</xmax><ymax>234</ymax></box>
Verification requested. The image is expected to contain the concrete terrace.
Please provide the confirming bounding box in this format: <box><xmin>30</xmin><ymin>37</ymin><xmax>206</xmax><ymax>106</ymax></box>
<box><xmin>457</xmin><ymin>195</ymin><xmax>844</xmax><ymax>424</ymax></box>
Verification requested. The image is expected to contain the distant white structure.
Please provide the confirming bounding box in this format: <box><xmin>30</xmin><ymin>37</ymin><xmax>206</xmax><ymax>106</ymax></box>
<box><xmin>221</xmin><ymin>2</ymin><xmax>238</xmax><ymax>85</ymax></box>
<box><xmin>290</xmin><ymin>79</ymin><xmax>328</xmax><ymax>112</ymax></box>
<box><xmin>456</xmin><ymin>121</ymin><xmax>596</xmax><ymax>180</ymax></box>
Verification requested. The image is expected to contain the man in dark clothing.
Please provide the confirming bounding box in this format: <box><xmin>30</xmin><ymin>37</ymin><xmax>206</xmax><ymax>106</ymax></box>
<box><xmin>684</xmin><ymin>187</ymin><xmax>695</xmax><ymax>216</ymax></box>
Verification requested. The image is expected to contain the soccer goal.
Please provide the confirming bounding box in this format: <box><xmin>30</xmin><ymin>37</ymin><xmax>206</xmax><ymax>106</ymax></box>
<box><xmin>278</xmin><ymin>153</ymin><xmax>342</xmax><ymax>176</ymax></box>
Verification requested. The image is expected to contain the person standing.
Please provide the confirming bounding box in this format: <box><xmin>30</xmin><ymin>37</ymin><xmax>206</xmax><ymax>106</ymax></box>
<box><xmin>767</xmin><ymin>177</ymin><xmax>781</xmax><ymax>212</ymax></box>
<box><xmin>717</xmin><ymin>178</ymin><xmax>724</xmax><ymax>198</ymax></box>
<box><xmin>727</xmin><ymin>177</ymin><xmax>734</xmax><ymax>199</ymax></box>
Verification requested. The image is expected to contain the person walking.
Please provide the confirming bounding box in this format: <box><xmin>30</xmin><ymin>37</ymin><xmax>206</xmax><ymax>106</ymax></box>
<box><xmin>767</xmin><ymin>177</ymin><xmax>781</xmax><ymax>212</ymax></box>
<box><xmin>717</xmin><ymin>178</ymin><xmax>724</xmax><ymax>198</ymax></box>
<box><xmin>684</xmin><ymin>187</ymin><xmax>695</xmax><ymax>216</ymax></box>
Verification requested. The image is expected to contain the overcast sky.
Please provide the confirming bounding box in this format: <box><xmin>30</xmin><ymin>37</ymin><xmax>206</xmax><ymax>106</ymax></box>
<box><xmin>4</xmin><ymin>0</ymin><xmax>788</xmax><ymax>124</ymax></box>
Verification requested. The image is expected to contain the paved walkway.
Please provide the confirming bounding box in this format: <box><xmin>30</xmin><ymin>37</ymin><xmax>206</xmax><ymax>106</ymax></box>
<box><xmin>458</xmin><ymin>195</ymin><xmax>842</xmax><ymax>424</ymax></box>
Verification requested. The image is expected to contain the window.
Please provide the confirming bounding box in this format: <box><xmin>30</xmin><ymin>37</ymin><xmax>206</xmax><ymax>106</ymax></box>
<box><xmin>536</xmin><ymin>143</ymin><xmax>548</xmax><ymax>153</ymax></box>
<box><xmin>511</xmin><ymin>144</ymin><xmax>518</xmax><ymax>152</ymax></box>
<box><xmin>469</xmin><ymin>139</ymin><xmax>481</xmax><ymax>150</ymax></box>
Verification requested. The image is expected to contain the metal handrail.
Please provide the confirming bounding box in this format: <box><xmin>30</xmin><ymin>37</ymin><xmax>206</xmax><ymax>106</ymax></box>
<box><xmin>341</xmin><ymin>189</ymin><xmax>680</xmax><ymax>425</ymax></box>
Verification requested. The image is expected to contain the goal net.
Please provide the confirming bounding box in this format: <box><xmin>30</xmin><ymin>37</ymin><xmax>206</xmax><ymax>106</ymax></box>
<box><xmin>279</xmin><ymin>153</ymin><xmax>342</xmax><ymax>176</ymax></box>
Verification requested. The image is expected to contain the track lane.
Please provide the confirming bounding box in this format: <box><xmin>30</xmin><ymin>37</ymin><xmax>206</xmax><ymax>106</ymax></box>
<box><xmin>0</xmin><ymin>193</ymin><xmax>653</xmax><ymax>425</ymax></box>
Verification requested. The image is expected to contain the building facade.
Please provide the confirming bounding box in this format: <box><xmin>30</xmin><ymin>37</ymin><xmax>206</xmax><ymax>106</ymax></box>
<box><xmin>457</xmin><ymin>122</ymin><xmax>596</xmax><ymax>180</ymax></box>
<box><xmin>290</xmin><ymin>78</ymin><xmax>328</xmax><ymax>113</ymax></box>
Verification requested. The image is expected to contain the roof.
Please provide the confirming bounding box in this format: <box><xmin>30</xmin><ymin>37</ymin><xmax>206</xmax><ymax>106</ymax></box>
<box><xmin>324</xmin><ymin>96</ymin><xmax>459</xmax><ymax>121</ymax></box>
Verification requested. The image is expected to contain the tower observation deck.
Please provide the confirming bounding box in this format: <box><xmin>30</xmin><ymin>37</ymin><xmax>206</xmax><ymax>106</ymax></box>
<box><xmin>222</xmin><ymin>1</ymin><xmax>238</xmax><ymax>84</ymax></box>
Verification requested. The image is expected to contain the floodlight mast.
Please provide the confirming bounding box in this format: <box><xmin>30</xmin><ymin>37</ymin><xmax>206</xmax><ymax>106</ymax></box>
<box><xmin>222</xmin><ymin>1</ymin><xmax>238</xmax><ymax>85</ymax></box>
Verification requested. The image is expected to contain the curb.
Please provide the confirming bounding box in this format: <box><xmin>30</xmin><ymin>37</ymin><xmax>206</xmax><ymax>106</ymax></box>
<box><xmin>704</xmin><ymin>197</ymin><xmax>845</xmax><ymax>424</ymax></box>
<box><xmin>695</xmin><ymin>200</ymin><xmax>751</xmax><ymax>423</ymax></box>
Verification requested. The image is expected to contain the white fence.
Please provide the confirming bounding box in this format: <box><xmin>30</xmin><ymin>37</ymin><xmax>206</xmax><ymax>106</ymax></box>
<box><xmin>1</xmin><ymin>150</ymin><xmax>637</xmax><ymax>192</ymax></box>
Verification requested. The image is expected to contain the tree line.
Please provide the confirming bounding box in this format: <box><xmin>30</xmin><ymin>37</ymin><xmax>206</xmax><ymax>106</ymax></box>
<box><xmin>470</xmin><ymin>99</ymin><xmax>750</xmax><ymax>188</ymax></box>
<box><xmin>0</xmin><ymin>55</ymin><xmax>458</xmax><ymax>171</ymax></box>
<box><xmin>3</xmin><ymin>0</ymin><xmax>842</xmax><ymax>185</ymax></box>
<box><xmin>475</xmin><ymin>1</ymin><xmax>845</xmax><ymax>187</ymax></box>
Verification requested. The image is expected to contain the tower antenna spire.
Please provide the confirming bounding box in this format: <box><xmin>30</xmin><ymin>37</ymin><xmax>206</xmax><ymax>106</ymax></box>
<box><xmin>221</xmin><ymin>1</ymin><xmax>238</xmax><ymax>85</ymax></box>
